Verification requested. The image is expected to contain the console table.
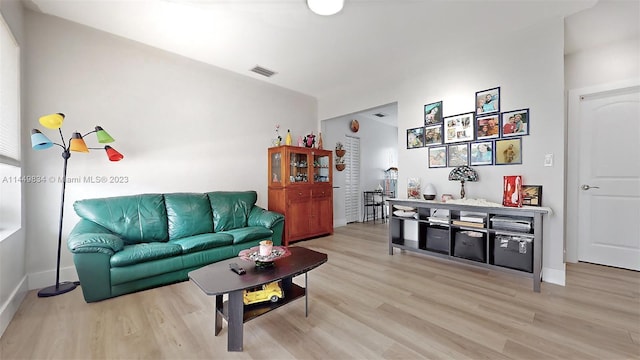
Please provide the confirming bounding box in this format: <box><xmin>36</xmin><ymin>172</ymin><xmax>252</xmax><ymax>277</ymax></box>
<box><xmin>387</xmin><ymin>199</ymin><xmax>550</xmax><ymax>292</ymax></box>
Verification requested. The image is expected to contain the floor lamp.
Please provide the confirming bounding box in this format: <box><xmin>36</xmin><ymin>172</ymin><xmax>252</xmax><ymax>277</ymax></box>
<box><xmin>31</xmin><ymin>113</ymin><xmax>124</xmax><ymax>297</ymax></box>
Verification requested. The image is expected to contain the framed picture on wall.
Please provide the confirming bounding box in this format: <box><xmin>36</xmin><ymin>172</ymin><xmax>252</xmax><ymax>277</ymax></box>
<box><xmin>476</xmin><ymin>87</ymin><xmax>500</xmax><ymax>115</ymax></box>
<box><xmin>447</xmin><ymin>143</ymin><xmax>469</xmax><ymax>167</ymax></box>
<box><xmin>495</xmin><ymin>138</ymin><xmax>522</xmax><ymax>165</ymax></box>
<box><xmin>406</xmin><ymin>127</ymin><xmax>424</xmax><ymax>149</ymax></box>
<box><xmin>424</xmin><ymin>125</ymin><xmax>443</xmax><ymax>146</ymax></box>
<box><xmin>428</xmin><ymin>146</ymin><xmax>447</xmax><ymax>168</ymax></box>
<box><xmin>444</xmin><ymin>112</ymin><xmax>475</xmax><ymax>143</ymax></box>
<box><xmin>475</xmin><ymin>114</ymin><xmax>500</xmax><ymax>140</ymax></box>
<box><xmin>501</xmin><ymin>108</ymin><xmax>530</xmax><ymax>137</ymax></box>
<box><xmin>424</xmin><ymin>101</ymin><xmax>443</xmax><ymax>126</ymax></box>
<box><xmin>470</xmin><ymin>141</ymin><xmax>494</xmax><ymax>166</ymax></box>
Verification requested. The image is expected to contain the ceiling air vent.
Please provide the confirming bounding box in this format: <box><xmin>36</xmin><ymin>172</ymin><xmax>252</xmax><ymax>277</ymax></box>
<box><xmin>250</xmin><ymin>65</ymin><xmax>277</xmax><ymax>77</ymax></box>
<box><xmin>373</xmin><ymin>113</ymin><xmax>387</xmax><ymax>118</ymax></box>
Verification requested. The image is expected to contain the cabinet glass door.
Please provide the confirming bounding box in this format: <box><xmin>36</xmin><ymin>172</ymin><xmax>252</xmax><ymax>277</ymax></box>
<box><xmin>270</xmin><ymin>151</ymin><xmax>282</xmax><ymax>185</ymax></box>
<box><xmin>313</xmin><ymin>152</ymin><xmax>330</xmax><ymax>183</ymax></box>
<box><xmin>289</xmin><ymin>150</ymin><xmax>309</xmax><ymax>183</ymax></box>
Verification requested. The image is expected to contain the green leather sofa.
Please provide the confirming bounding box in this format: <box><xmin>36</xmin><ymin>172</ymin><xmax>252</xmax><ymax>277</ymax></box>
<box><xmin>67</xmin><ymin>191</ymin><xmax>284</xmax><ymax>302</ymax></box>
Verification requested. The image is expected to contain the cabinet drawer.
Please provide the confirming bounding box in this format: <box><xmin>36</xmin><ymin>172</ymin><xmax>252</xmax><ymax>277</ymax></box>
<box><xmin>285</xmin><ymin>189</ymin><xmax>311</xmax><ymax>201</ymax></box>
<box><xmin>312</xmin><ymin>188</ymin><xmax>332</xmax><ymax>198</ymax></box>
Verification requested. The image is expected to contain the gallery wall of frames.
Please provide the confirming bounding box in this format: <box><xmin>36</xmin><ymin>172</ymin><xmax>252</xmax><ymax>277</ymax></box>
<box><xmin>407</xmin><ymin>87</ymin><xmax>530</xmax><ymax>168</ymax></box>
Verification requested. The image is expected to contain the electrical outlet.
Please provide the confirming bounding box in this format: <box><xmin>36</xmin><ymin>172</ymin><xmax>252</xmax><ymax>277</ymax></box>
<box><xmin>544</xmin><ymin>154</ymin><xmax>553</xmax><ymax>167</ymax></box>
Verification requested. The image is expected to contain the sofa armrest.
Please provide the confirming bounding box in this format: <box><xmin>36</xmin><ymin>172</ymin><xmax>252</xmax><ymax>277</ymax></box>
<box><xmin>248</xmin><ymin>206</ymin><xmax>284</xmax><ymax>229</ymax></box>
<box><xmin>248</xmin><ymin>206</ymin><xmax>285</xmax><ymax>246</ymax></box>
<box><xmin>67</xmin><ymin>220</ymin><xmax>124</xmax><ymax>255</ymax></box>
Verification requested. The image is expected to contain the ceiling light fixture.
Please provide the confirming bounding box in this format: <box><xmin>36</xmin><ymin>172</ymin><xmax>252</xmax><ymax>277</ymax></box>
<box><xmin>307</xmin><ymin>0</ymin><xmax>344</xmax><ymax>16</ymax></box>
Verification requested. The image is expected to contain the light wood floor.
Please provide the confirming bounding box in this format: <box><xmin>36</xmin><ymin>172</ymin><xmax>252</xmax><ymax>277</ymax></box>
<box><xmin>1</xmin><ymin>222</ymin><xmax>639</xmax><ymax>360</ymax></box>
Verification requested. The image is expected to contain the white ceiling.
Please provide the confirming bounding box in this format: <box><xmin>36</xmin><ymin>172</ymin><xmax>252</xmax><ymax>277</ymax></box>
<box><xmin>26</xmin><ymin>0</ymin><xmax>635</xmax><ymax>102</ymax></box>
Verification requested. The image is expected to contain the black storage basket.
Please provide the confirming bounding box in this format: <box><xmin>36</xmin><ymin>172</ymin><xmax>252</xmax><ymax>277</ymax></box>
<box><xmin>493</xmin><ymin>234</ymin><xmax>533</xmax><ymax>272</ymax></box>
<box><xmin>426</xmin><ymin>227</ymin><xmax>449</xmax><ymax>253</ymax></box>
<box><xmin>453</xmin><ymin>231</ymin><xmax>486</xmax><ymax>262</ymax></box>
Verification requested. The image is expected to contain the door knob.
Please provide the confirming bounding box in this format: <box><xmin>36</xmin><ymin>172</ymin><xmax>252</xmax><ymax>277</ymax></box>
<box><xmin>581</xmin><ymin>184</ymin><xmax>600</xmax><ymax>190</ymax></box>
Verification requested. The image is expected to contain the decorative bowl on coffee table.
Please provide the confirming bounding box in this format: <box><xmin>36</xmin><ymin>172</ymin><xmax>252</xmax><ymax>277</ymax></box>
<box><xmin>238</xmin><ymin>246</ymin><xmax>291</xmax><ymax>269</ymax></box>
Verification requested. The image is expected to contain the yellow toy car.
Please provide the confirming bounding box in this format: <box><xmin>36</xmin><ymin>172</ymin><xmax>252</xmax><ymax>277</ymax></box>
<box><xmin>243</xmin><ymin>281</ymin><xmax>283</xmax><ymax>305</ymax></box>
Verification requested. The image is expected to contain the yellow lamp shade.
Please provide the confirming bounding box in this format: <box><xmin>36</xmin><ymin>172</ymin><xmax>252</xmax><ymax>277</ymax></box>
<box><xmin>69</xmin><ymin>132</ymin><xmax>89</xmax><ymax>153</ymax></box>
<box><xmin>39</xmin><ymin>113</ymin><xmax>65</xmax><ymax>129</ymax></box>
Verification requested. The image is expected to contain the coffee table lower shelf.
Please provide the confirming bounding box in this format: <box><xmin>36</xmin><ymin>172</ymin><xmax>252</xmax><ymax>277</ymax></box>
<box><xmin>218</xmin><ymin>283</ymin><xmax>306</xmax><ymax>323</ymax></box>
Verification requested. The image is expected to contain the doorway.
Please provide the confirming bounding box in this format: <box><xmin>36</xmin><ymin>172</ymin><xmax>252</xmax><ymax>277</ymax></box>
<box><xmin>321</xmin><ymin>102</ymin><xmax>398</xmax><ymax>227</ymax></box>
<box><xmin>567</xmin><ymin>80</ymin><xmax>640</xmax><ymax>270</ymax></box>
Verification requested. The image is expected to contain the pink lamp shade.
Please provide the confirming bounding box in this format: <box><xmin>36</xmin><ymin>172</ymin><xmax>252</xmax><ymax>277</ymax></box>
<box><xmin>31</xmin><ymin>129</ymin><xmax>54</xmax><ymax>150</ymax></box>
<box><xmin>69</xmin><ymin>132</ymin><xmax>89</xmax><ymax>153</ymax></box>
<box><xmin>104</xmin><ymin>145</ymin><xmax>124</xmax><ymax>161</ymax></box>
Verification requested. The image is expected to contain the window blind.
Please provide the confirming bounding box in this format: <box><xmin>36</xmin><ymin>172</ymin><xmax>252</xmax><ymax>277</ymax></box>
<box><xmin>344</xmin><ymin>135</ymin><xmax>360</xmax><ymax>223</ymax></box>
<box><xmin>0</xmin><ymin>15</ymin><xmax>20</xmax><ymax>166</ymax></box>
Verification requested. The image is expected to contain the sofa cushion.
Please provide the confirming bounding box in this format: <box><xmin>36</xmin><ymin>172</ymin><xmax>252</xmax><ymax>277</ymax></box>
<box><xmin>208</xmin><ymin>191</ymin><xmax>257</xmax><ymax>232</ymax></box>
<box><xmin>165</xmin><ymin>193</ymin><xmax>214</xmax><ymax>240</ymax></box>
<box><xmin>74</xmin><ymin>194</ymin><xmax>168</xmax><ymax>244</ymax></box>
<box><xmin>169</xmin><ymin>233</ymin><xmax>234</xmax><ymax>254</ymax></box>
<box><xmin>221</xmin><ymin>226</ymin><xmax>273</xmax><ymax>245</ymax></box>
<box><xmin>110</xmin><ymin>243</ymin><xmax>182</xmax><ymax>267</ymax></box>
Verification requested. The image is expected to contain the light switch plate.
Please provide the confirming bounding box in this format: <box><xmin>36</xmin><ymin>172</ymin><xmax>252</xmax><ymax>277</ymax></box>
<box><xmin>544</xmin><ymin>154</ymin><xmax>553</xmax><ymax>167</ymax></box>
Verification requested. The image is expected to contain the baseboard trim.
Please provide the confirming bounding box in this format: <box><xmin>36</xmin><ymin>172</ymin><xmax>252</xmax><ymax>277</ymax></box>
<box><xmin>28</xmin><ymin>265</ymin><xmax>79</xmax><ymax>291</ymax></box>
<box><xmin>334</xmin><ymin>218</ymin><xmax>347</xmax><ymax>227</ymax></box>
<box><xmin>0</xmin><ymin>275</ymin><xmax>28</xmax><ymax>338</ymax></box>
<box><xmin>542</xmin><ymin>265</ymin><xmax>566</xmax><ymax>286</ymax></box>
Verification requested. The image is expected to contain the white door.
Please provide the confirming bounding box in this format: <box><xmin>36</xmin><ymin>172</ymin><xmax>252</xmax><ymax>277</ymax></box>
<box><xmin>344</xmin><ymin>135</ymin><xmax>360</xmax><ymax>223</ymax></box>
<box><xmin>577</xmin><ymin>84</ymin><xmax>640</xmax><ymax>270</ymax></box>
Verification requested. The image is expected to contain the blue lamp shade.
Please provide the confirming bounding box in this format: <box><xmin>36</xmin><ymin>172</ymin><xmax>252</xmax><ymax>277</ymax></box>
<box><xmin>31</xmin><ymin>129</ymin><xmax>53</xmax><ymax>150</ymax></box>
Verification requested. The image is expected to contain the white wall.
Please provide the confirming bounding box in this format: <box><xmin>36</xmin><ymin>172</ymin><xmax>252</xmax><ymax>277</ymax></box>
<box><xmin>0</xmin><ymin>0</ymin><xmax>26</xmax><ymax>338</ymax></box>
<box><xmin>22</xmin><ymin>11</ymin><xmax>317</xmax><ymax>290</ymax></box>
<box><xmin>565</xmin><ymin>37</ymin><xmax>640</xmax><ymax>90</ymax></box>
<box><xmin>318</xmin><ymin>17</ymin><xmax>568</xmax><ymax>285</ymax></box>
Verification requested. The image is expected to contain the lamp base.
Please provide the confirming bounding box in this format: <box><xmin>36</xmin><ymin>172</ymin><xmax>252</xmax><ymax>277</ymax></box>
<box><xmin>37</xmin><ymin>281</ymin><xmax>77</xmax><ymax>298</ymax></box>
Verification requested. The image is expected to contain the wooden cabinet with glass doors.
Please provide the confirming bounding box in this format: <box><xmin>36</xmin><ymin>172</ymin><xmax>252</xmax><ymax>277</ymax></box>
<box><xmin>268</xmin><ymin>146</ymin><xmax>333</xmax><ymax>245</ymax></box>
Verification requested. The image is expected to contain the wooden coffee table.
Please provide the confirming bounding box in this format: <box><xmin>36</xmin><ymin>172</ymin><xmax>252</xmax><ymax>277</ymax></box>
<box><xmin>188</xmin><ymin>246</ymin><xmax>328</xmax><ymax>352</ymax></box>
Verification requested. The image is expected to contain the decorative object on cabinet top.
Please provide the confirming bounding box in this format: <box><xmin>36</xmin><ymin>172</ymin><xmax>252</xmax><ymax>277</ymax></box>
<box><xmin>273</xmin><ymin>124</ymin><xmax>282</xmax><ymax>146</ymax></box>
<box><xmin>304</xmin><ymin>133</ymin><xmax>316</xmax><ymax>148</ymax></box>
<box><xmin>449</xmin><ymin>165</ymin><xmax>478</xmax><ymax>199</ymax></box>
<box><xmin>423</xmin><ymin>183</ymin><xmax>437</xmax><ymax>200</ymax></box>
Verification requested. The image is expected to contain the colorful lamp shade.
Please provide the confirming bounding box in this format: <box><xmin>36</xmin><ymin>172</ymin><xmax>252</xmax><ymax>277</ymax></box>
<box><xmin>448</xmin><ymin>166</ymin><xmax>478</xmax><ymax>199</ymax></box>
<box><xmin>31</xmin><ymin>129</ymin><xmax>54</xmax><ymax>150</ymax></box>
<box><xmin>69</xmin><ymin>132</ymin><xmax>89</xmax><ymax>153</ymax></box>
<box><xmin>95</xmin><ymin>126</ymin><xmax>115</xmax><ymax>143</ymax></box>
<box><xmin>39</xmin><ymin>113</ymin><xmax>65</xmax><ymax>129</ymax></box>
<box><xmin>104</xmin><ymin>145</ymin><xmax>124</xmax><ymax>161</ymax></box>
